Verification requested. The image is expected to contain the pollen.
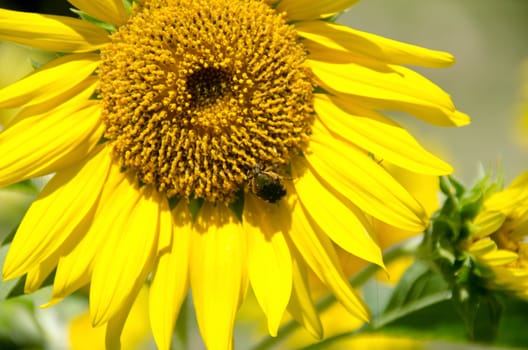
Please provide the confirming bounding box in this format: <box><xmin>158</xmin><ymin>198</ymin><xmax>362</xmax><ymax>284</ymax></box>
<box><xmin>98</xmin><ymin>0</ymin><xmax>314</xmax><ymax>203</ymax></box>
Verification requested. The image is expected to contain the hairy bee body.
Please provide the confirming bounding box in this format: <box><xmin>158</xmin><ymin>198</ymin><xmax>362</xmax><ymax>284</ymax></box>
<box><xmin>247</xmin><ymin>165</ymin><xmax>286</xmax><ymax>203</ymax></box>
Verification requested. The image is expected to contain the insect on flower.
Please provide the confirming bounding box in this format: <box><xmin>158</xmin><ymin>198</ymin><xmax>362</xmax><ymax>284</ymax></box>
<box><xmin>247</xmin><ymin>164</ymin><xmax>287</xmax><ymax>203</ymax></box>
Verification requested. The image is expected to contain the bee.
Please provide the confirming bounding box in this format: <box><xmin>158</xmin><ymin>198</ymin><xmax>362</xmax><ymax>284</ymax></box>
<box><xmin>247</xmin><ymin>165</ymin><xmax>286</xmax><ymax>203</ymax></box>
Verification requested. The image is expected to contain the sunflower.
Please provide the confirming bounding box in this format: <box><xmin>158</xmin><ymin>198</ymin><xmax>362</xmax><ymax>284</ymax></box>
<box><xmin>0</xmin><ymin>0</ymin><xmax>468</xmax><ymax>349</ymax></box>
<box><xmin>466</xmin><ymin>171</ymin><xmax>528</xmax><ymax>298</ymax></box>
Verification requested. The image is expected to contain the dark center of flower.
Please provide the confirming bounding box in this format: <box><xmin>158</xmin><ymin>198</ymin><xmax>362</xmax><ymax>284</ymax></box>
<box><xmin>186</xmin><ymin>67</ymin><xmax>231</xmax><ymax>108</ymax></box>
<box><xmin>98</xmin><ymin>0</ymin><xmax>314</xmax><ymax>203</ymax></box>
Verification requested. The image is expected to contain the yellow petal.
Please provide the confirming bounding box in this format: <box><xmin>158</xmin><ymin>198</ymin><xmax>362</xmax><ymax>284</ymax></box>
<box><xmin>315</xmin><ymin>94</ymin><xmax>452</xmax><ymax>175</ymax></box>
<box><xmin>0</xmin><ymin>8</ymin><xmax>109</xmax><ymax>52</ymax></box>
<box><xmin>472</xmin><ymin>210</ymin><xmax>506</xmax><ymax>239</ymax></box>
<box><xmin>306</xmin><ymin>121</ymin><xmax>427</xmax><ymax>231</ymax></box>
<box><xmin>484</xmin><ymin>172</ymin><xmax>528</xmax><ymax>213</ymax></box>
<box><xmin>277</xmin><ymin>0</ymin><xmax>358</xmax><ymax>21</ymax></box>
<box><xmin>91</xmin><ymin>186</ymin><xmax>160</xmax><ymax>326</ymax></box>
<box><xmin>467</xmin><ymin>238</ymin><xmax>497</xmax><ymax>255</ymax></box>
<box><xmin>297</xmin><ymin>21</ymin><xmax>454</xmax><ymax>68</ymax></box>
<box><xmin>104</xmin><ymin>291</ymin><xmax>138</xmax><ymax>350</ymax></box>
<box><xmin>0</xmin><ymin>102</ymin><xmax>104</xmax><ymax>188</ymax></box>
<box><xmin>69</xmin><ymin>0</ymin><xmax>129</xmax><ymax>26</ymax></box>
<box><xmin>508</xmin><ymin>171</ymin><xmax>528</xmax><ymax>189</ymax></box>
<box><xmin>308</xmin><ymin>59</ymin><xmax>470</xmax><ymax>127</ymax></box>
<box><xmin>6</xmin><ymin>77</ymin><xmax>98</xmax><ymax>128</ymax></box>
<box><xmin>24</xmin><ymin>255</ymin><xmax>57</xmax><ymax>293</ymax></box>
<box><xmin>244</xmin><ymin>194</ymin><xmax>292</xmax><ymax>336</ymax></box>
<box><xmin>2</xmin><ymin>145</ymin><xmax>111</xmax><ymax>280</ymax></box>
<box><xmin>69</xmin><ymin>287</ymin><xmax>151</xmax><ymax>350</ymax></box>
<box><xmin>288</xmin><ymin>192</ymin><xmax>370</xmax><ymax>322</ymax></box>
<box><xmin>190</xmin><ymin>203</ymin><xmax>247</xmax><ymax>350</ymax></box>
<box><xmin>287</xmin><ymin>256</ymin><xmax>322</xmax><ymax>339</ymax></box>
<box><xmin>149</xmin><ymin>201</ymin><xmax>191</xmax><ymax>350</ymax></box>
<box><xmin>104</xmin><ymin>286</ymin><xmax>151</xmax><ymax>350</ymax></box>
<box><xmin>0</xmin><ymin>53</ymin><xmax>99</xmax><ymax>109</ymax></box>
<box><xmin>380</xmin><ymin>163</ymin><xmax>440</xmax><ymax>218</ymax></box>
<box><xmin>292</xmin><ymin>158</ymin><xmax>383</xmax><ymax>267</ymax></box>
<box><xmin>479</xmin><ymin>249</ymin><xmax>519</xmax><ymax>266</ymax></box>
<box><xmin>51</xmin><ymin>159</ymin><xmax>126</xmax><ymax>300</ymax></box>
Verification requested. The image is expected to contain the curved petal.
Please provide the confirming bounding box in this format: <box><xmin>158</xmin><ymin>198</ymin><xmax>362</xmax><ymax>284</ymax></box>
<box><xmin>468</xmin><ymin>238</ymin><xmax>496</xmax><ymax>255</ymax></box>
<box><xmin>0</xmin><ymin>102</ymin><xmax>104</xmax><ymax>188</ymax></box>
<box><xmin>287</xmin><ymin>255</ymin><xmax>322</xmax><ymax>339</ymax></box>
<box><xmin>297</xmin><ymin>21</ymin><xmax>454</xmax><ymax>68</ymax></box>
<box><xmin>277</xmin><ymin>0</ymin><xmax>358</xmax><ymax>21</ymax></box>
<box><xmin>149</xmin><ymin>200</ymin><xmax>191</xmax><ymax>350</ymax></box>
<box><xmin>91</xmin><ymin>186</ymin><xmax>160</xmax><ymax>326</ymax></box>
<box><xmin>243</xmin><ymin>194</ymin><xmax>292</xmax><ymax>336</ymax></box>
<box><xmin>508</xmin><ymin>171</ymin><xmax>528</xmax><ymax>189</ymax></box>
<box><xmin>50</xmin><ymin>159</ymin><xmax>127</xmax><ymax>301</ymax></box>
<box><xmin>104</xmin><ymin>286</ymin><xmax>150</xmax><ymax>350</ymax></box>
<box><xmin>0</xmin><ymin>8</ymin><xmax>109</xmax><ymax>52</ymax></box>
<box><xmin>479</xmin><ymin>250</ymin><xmax>519</xmax><ymax>267</ymax></box>
<box><xmin>287</xmin><ymin>191</ymin><xmax>369</xmax><ymax>322</ymax></box>
<box><xmin>306</xmin><ymin>121</ymin><xmax>427</xmax><ymax>231</ymax></box>
<box><xmin>2</xmin><ymin>145</ymin><xmax>111</xmax><ymax>280</ymax></box>
<box><xmin>484</xmin><ymin>172</ymin><xmax>528</xmax><ymax>212</ymax></box>
<box><xmin>473</xmin><ymin>210</ymin><xmax>506</xmax><ymax>239</ymax></box>
<box><xmin>69</xmin><ymin>0</ymin><xmax>129</xmax><ymax>27</ymax></box>
<box><xmin>314</xmin><ymin>94</ymin><xmax>452</xmax><ymax>175</ymax></box>
<box><xmin>292</xmin><ymin>158</ymin><xmax>383</xmax><ymax>267</ymax></box>
<box><xmin>308</xmin><ymin>59</ymin><xmax>470</xmax><ymax>127</ymax></box>
<box><xmin>0</xmin><ymin>53</ymin><xmax>99</xmax><ymax>109</ymax></box>
<box><xmin>69</xmin><ymin>287</ymin><xmax>151</xmax><ymax>350</ymax></box>
<box><xmin>7</xmin><ymin>77</ymin><xmax>98</xmax><ymax>128</ymax></box>
<box><xmin>190</xmin><ymin>203</ymin><xmax>247</xmax><ymax>350</ymax></box>
<box><xmin>24</xmin><ymin>255</ymin><xmax>57</xmax><ymax>293</ymax></box>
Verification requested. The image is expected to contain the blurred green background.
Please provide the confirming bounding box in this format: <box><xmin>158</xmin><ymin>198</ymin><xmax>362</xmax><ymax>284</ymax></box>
<box><xmin>1</xmin><ymin>0</ymin><xmax>527</xmax><ymax>183</ymax></box>
<box><xmin>342</xmin><ymin>0</ymin><xmax>528</xmax><ymax>184</ymax></box>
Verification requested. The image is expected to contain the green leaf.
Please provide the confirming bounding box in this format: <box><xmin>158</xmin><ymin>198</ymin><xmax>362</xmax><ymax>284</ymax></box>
<box><xmin>495</xmin><ymin>297</ymin><xmax>528</xmax><ymax>347</ymax></box>
<box><xmin>375</xmin><ymin>261</ymin><xmax>451</xmax><ymax>329</ymax></box>
<box><xmin>380</xmin><ymin>300</ymin><xmax>468</xmax><ymax>341</ymax></box>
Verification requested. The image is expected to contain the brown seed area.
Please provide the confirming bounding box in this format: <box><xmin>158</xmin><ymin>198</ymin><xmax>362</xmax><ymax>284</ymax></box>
<box><xmin>99</xmin><ymin>0</ymin><xmax>314</xmax><ymax>203</ymax></box>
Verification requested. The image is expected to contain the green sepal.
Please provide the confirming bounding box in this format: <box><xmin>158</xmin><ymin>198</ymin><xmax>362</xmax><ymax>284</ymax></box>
<box><xmin>168</xmin><ymin>196</ymin><xmax>181</xmax><ymax>211</ymax></box>
<box><xmin>229</xmin><ymin>189</ymin><xmax>245</xmax><ymax>222</ymax></box>
<box><xmin>70</xmin><ymin>8</ymin><xmax>116</xmax><ymax>32</ymax></box>
<box><xmin>453</xmin><ymin>288</ymin><xmax>503</xmax><ymax>342</ymax></box>
<box><xmin>122</xmin><ymin>0</ymin><xmax>136</xmax><ymax>13</ymax></box>
<box><xmin>421</xmin><ymin>173</ymin><xmax>506</xmax><ymax>343</ymax></box>
<box><xmin>188</xmin><ymin>197</ymin><xmax>204</xmax><ymax>221</ymax></box>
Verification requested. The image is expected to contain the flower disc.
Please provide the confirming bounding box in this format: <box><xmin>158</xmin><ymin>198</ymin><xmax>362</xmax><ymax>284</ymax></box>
<box><xmin>99</xmin><ymin>0</ymin><xmax>314</xmax><ymax>203</ymax></box>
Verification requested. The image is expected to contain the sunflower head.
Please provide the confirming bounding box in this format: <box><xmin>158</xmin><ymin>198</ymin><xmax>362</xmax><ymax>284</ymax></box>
<box><xmin>422</xmin><ymin>172</ymin><xmax>528</xmax><ymax>334</ymax></box>
<box><xmin>465</xmin><ymin>171</ymin><xmax>528</xmax><ymax>298</ymax></box>
<box><xmin>98</xmin><ymin>0</ymin><xmax>314</xmax><ymax>204</ymax></box>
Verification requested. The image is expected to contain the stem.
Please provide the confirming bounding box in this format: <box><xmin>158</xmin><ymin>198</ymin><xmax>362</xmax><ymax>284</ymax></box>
<box><xmin>250</xmin><ymin>237</ymin><xmax>420</xmax><ymax>350</ymax></box>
